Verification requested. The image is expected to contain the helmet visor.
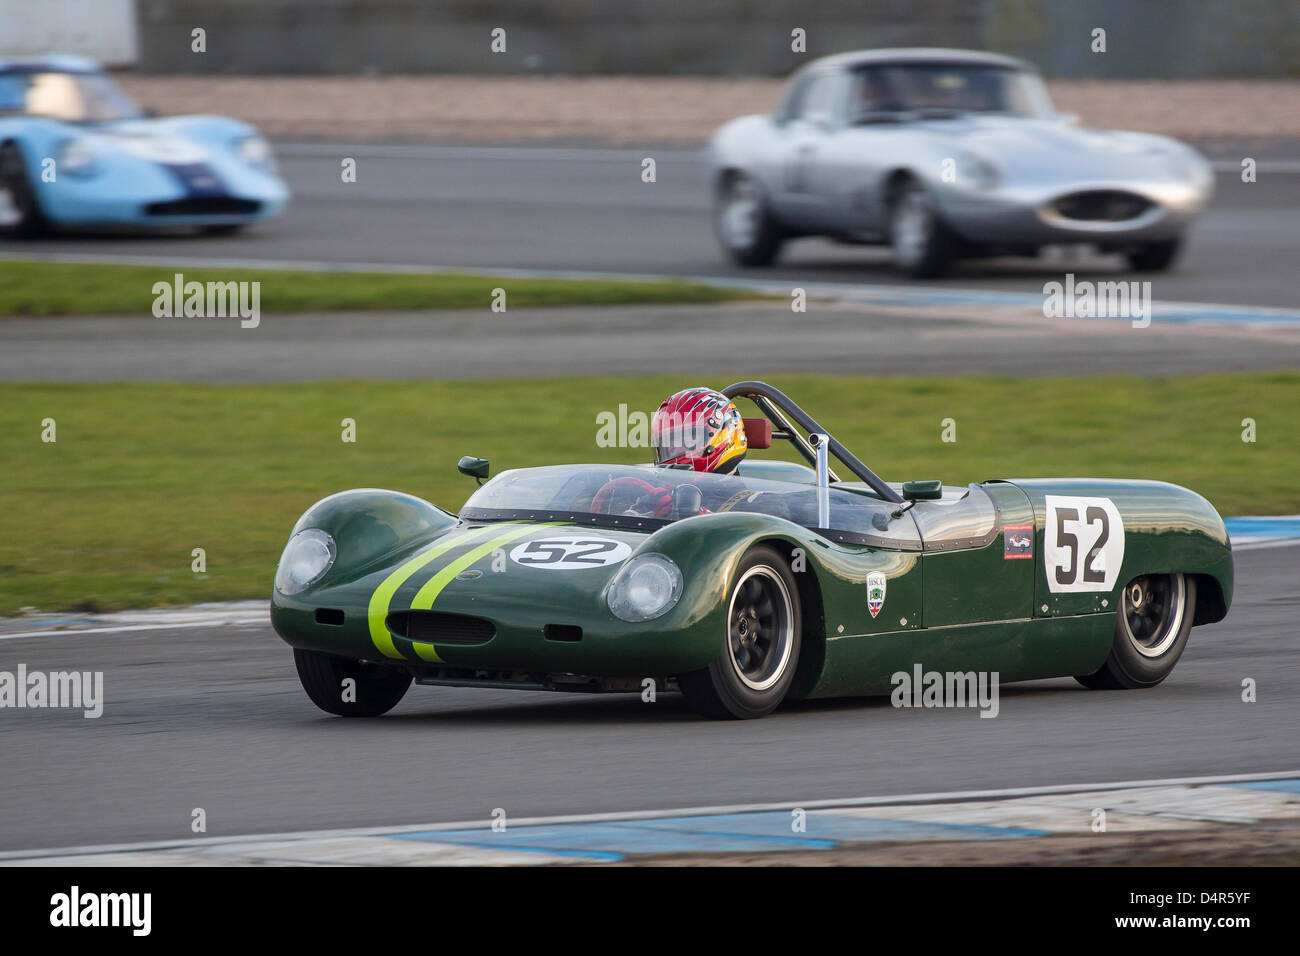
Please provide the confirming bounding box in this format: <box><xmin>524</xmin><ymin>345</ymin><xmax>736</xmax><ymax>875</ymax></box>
<box><xmin>653</xmin><ymin>422</ymin><xmax>714</xmax><ymax>463</ymax></box>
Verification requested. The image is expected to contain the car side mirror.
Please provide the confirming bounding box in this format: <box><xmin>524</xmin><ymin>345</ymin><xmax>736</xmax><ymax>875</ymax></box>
<box><xmin>902</xmin><ymin>480</ymin><xmax>943</xmax><ymax>501</ymax></box>
<box><xmin>457</xmin><ymin>456</ymin><xmax>490</xmax><ymax>484</ymax></box>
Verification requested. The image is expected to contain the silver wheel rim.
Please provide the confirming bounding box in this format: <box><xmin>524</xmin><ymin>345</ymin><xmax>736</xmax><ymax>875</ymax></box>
<box><xmin>719</xmin><ymin>177</ymin><xmax>762</xmax><ymax>250</ymax></box>
<box><xmin>892</xmin><ymin>190</ymin><xmax>931</xmax><ymax>267</ymax></box>
<box><xmin>726</xmin><ymin>565</ymin><xmax>794</xmax><ymax>692</ymax></box>
<box><xmin>1120</xmin><ymin>573</ymin><xmax>1186</xmax><ymax>658</ymax></box>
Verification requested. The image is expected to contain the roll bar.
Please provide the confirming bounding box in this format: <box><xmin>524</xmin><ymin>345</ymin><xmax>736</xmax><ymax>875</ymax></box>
<box><xmin>722</xmin><ymin>381</ymin><xmax>904</xmax><ymax>504</ymax></box>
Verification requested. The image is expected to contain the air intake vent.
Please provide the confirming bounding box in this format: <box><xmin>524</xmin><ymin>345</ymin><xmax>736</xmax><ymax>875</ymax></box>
<box><xmin>1051</xmin><ymin>191</ymin><xmax>1151</xmax><ymax>222</ymax></box>
<box><xmin>145</xmin><ymin>198</ymin><xmax>262</xmax><ymax>217</ymax></box>
<box><xmin>544</xmin><ymin>624</ymin><xmax>583</xmax><ymax>643</ymax></box>
<box><xmin>386</xmin><ymin>611</ymin><xmax>496</xmax><ymax>646</ymax></box>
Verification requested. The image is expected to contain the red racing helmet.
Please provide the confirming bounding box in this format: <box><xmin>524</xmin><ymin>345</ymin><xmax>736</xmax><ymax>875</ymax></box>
<box><xmin>651</xmin><ymin>387</ymin><xmax>748</xmax><ymax>474</ymax></box>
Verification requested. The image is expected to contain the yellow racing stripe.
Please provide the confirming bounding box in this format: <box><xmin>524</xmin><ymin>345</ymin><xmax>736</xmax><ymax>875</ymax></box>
<box><xmin>366</xmin><ymin>525</ymin><xmax>503</xmax><ymax>659</ymax></box>
<box><xmin>407</xmin><ymin>522</ymin><xmax>560</xmax><ymax>663</ymax></box>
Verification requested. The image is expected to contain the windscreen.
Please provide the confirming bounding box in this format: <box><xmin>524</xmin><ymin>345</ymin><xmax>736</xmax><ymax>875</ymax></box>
<box><xmin>848</xmin><ymin>64</ymin><xmax>1054</xmax><ymax>119</ymax></box>
<box><xmin>461</xmin><ymin>464</ymin><xmax>920</xmax><ymax>546</ymax></box>
<box><xmin>0</xmin><ymin>71</ymin><xmax>142</xmax><ymax>122</ymax></box>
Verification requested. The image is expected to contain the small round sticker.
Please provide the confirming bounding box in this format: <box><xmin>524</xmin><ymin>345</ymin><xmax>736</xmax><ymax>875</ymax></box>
<box><xmin>509</xmin><ymin>536</ymin><xmax>632</xmax><ymax>570</ymax></box>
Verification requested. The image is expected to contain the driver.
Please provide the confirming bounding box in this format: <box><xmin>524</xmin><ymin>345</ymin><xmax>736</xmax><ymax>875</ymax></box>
<box><xmin>652</xmin><ymin>387</ymin><xmax>748</xmax><ymax>474</ymax></box>
<box><xmin>611</xmin><ymin>387</ymin><xmax>751</xmax><ymax>518</ymax></box>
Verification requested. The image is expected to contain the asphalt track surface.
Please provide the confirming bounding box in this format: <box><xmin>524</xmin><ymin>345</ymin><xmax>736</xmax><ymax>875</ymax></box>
<box><xmin>16</xmin><ymin>143</ymin><xmax>1300</xmax><ymax>310</ymax></box>
<box><xmin>5</xmin><ymin>302</ymin><xmax>1300</xmax><ymax>382</ymax></box>
<box><xmin>0</xmin><ymin>543</ymin><xmax>1295</xmax><ymax>852</ymax></box>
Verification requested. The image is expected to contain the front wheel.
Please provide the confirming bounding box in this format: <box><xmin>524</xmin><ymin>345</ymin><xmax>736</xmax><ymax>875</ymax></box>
<box><xmin>889</xmin><ymin>181</ymin><xmax>956</xmax><ymax>278</ymax></box>
<box><xmin>714</xmin><ymin>172</ymin><xmax>784</xmax><ymax>267</ymax></box>
<box><xmin>0</xmin><ymin>143</ymin><xmax>47</xmax><ymax>238</ymax></box>
<box><xmin>293</xmin><ymin>648</ymin><xmax>412</xmax><ymax>716</ymax></box>
<box><xmin>1075</xmin><ymin>573</ymin><xmax>1195</xmax><ymax>689</ymax></box>
<box><xmin>679</xmin><ymin>546</ymin><xmax>801</xmax><ymax>719</ymax></box>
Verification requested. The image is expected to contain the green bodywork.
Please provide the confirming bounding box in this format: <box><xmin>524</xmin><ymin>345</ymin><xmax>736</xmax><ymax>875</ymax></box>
<box><xmin>271</xmin><ymin>461</ymin><xmax>1232</xmax><ymax>698</ymax></box>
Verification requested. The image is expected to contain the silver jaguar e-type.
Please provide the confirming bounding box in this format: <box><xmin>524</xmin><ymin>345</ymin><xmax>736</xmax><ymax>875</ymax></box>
<box><xmin>709</xmin><ymin>48</ymin><xmax>1214</xmax><ymax>277</ymax></box>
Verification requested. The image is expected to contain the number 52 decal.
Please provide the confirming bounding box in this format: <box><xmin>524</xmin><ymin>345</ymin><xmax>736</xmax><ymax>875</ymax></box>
<box><xmin>1043</xmin><ymin>495</ymin><xmax>1126</xmax><ymax>593</ymax></box>
<box><xmin>509</xmin><ymin>535</ymin><xmax>632</xmax><ymax>570</ymax></box>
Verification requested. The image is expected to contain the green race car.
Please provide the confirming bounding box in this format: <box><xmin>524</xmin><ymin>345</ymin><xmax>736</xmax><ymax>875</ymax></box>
<box><xmin>271</xmin><ymin>382</ymin><xmax>1233</xmax><ymax>719</ymax></box>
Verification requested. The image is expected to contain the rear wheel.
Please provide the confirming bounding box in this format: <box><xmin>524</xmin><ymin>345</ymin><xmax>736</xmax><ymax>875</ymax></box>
<box><xmin>889</xmin><ymin>180</ymin><xmax>956</xmax><ymax>278</ymax></box>
<box><xmin>1075</xmin><ymin>573</ymin><xmax>1195</xmax><ymax>689</ymax></box>
<box><xmin>1126</xmin><ymin>238</ymin><xmax>1181</xmax><ymax>272</ymax></box>
<box><xmin>679</xmin><ymin>546</ymin><xmax>801</xmax><ymax>719</ymax></box>
<box><xmin>715</xmin><ymin>172</ymin><xmax>784</xmax><ymax>267</ymax></box>
<box><xmin>0</xmin><ymin>143</ymin><xmax>47</xmax><ymax>238</ymax></box>
<box><xmin>293</xmin><ymin>648</ymin><xmax>412</xmax><ymax>716</ymax></box>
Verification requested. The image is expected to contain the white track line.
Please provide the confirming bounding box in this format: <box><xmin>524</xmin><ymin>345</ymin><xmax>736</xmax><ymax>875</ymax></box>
<box><xmin>0</xmin><ymin>619</ymin><xmax>266</xmax><ymax>641</ymax></box>
<box><xmin>1</xmin><ymin>769</ymin><xmax>1296</xmax><ymax>861</ymax></box>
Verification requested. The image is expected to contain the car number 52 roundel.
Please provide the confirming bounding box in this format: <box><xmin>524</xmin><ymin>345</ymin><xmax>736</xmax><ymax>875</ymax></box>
<box><xmin>1042</xmin><ymin>495</ymin><xmax>1126</xmax><ymax>593</ymax></box>
<box><xmin>509</xmin><ymin>536</ymin><xmax>632</xmax><ymax>570</ymax></box>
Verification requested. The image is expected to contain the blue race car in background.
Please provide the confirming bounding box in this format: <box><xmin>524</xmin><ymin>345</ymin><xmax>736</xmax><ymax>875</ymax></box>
<box><xmin>0</xmin><ymin>55</ymin><xmax>288</xmax><ymax>237</ymax></box>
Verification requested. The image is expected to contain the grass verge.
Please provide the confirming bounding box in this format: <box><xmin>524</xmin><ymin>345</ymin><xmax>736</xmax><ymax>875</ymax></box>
<box><xmin>0</xmin><ymin>259</ymin><xmax>757</xmax><ymax>316</ymax></box>
<box><xmin>1</xmin><ymin>372</ymin><xmax>1295</xmax><ymax>615</ymax></box>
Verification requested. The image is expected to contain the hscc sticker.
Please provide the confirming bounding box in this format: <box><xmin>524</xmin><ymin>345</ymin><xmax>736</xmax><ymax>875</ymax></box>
<box><xmin>1043</xmin><ymin>495</ymin><xmax>1125</xmax><ymax>593</ymax></box>
<box><xmin>509</xmin><ymin>535</ymin><xmax>632</xmax><ymax>570</ymax></box>
<box><xmin>866</xmin><ymin>571</ymin><xmax>887</xmax><ymax>618</ymax></box>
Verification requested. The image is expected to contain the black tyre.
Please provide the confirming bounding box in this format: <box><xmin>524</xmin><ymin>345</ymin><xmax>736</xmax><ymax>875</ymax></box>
<box><xmin>0</xmin><ymin>142</ymin><xmax>48</xmax><ymax>238</ymax></box>
<box><xmin>1126</xmin><ymin>238</ymin><xmax>1181</xmax><ymax>272</ymax></box>
<box><xmin>1075</xmin><ymin>573</ymin><xmax>1196</xmax><ymax>689</ymax></box>
<box><xmin>889</xmin><ymin>180</ymin><xmax>956</xmax><ymax>278</ymax></box>
<box><xmin>293</xmin><ymin>648</ymin><xmax>412</xmax><ymax>716</ymax></box>
<box><xmin>679</xmin><ymin>546</ymin><xmax>801</xmax><ymax>719</ymax></box>
<box><xmin>714</xmin><ymin>171</ymin><xmax>784</xmax><ymax>267</ymax></box>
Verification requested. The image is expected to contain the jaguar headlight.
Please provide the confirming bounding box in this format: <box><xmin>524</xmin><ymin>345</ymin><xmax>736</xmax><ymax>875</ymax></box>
<box><xmin>956</xmin><ymin>152</ymin><xmax>999</xmax><ymax>191</ymax></box>
<box><xmin>275</xmin><ymin>528</ymin><xmax>336</xmax><ymax>595</ymax></box>
<box><xmin>606</xmin><ymin>553</ymin><xmax>683</xmax><ymax>622</ymax></box>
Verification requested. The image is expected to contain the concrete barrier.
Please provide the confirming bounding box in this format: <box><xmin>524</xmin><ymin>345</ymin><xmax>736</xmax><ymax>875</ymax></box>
<box><xmin>121</xmin><ymin>0</ymin><xmax>1300</xmax><ymax>77</ymax></box>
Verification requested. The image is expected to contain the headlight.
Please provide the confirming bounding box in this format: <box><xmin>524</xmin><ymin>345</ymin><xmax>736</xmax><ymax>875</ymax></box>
<box><xmin>275</xmin><ymin>529</ymin><xmax>336</xmax><ymax>595</ymax></box>
<box><xmin>238</xmin><ymin>134</ymin><xmax>274</xmax><ymax>168</ymax></box>
<box><xmin>606</xmin><ymin>554</ymin><xmax>683</xmax><ymax>622</ymax></box>
<box><xmin>58</xmin><ymin>138</ymin><xmax>97</xmax><ymax>177</ymax></box>
<box><xmin>956</xmin><ymin>152</ymin><xmax>999</xmax><ymax>190</ymax></box>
